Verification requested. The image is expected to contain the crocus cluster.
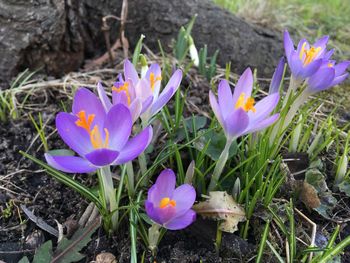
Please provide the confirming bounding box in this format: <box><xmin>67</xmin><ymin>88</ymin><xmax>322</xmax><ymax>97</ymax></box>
<box><xmin>284</xmin><ymin>30</ymin><xmax>349</xmax><ymax>93</ymax></box>
<box><xmin>98</xmin><ymin>59</ymin><xmax>182</xmax><ymax>125</ymax></box>
<box><xmin>145</xmin><ymin>169</ymin><xmax>196</xmax><ymax>230</ymax></box>
<box><xmin>45</xmin><ymin>88</ymin><xmax>153</xmax><ymax>173</ymax></box>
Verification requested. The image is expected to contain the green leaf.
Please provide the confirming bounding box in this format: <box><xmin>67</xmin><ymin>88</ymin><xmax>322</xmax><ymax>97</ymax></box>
<box><xmin>18</xmin><ymin>257</ymin><xmax>30</xmax><ymax>263</ymax></box>
<box><xmin>175</xmin><ymin>116</ymin><xmax>207</xmax><ymax>141</ymax></box>
<box><xmin>337</xmin><ymin>180</ymin><xmax>350</xmax><ymax>197</ymax></box>
<box><xmin>53</xmin><ymin>218</ymin><xmax>100</xmax><ymax>263</ymax></box>
<box><xmin>194</xmin><ymin>129</ymin><xmax>237</xmax><ymax>161</ymax></box>
<box><xmin>304</xmin><ymin>160</ymin><xmax>337</xmax><ymax>219</ymax></box>
<box><xmin>33</xmin><ymin>240</ymin><xmax>53</xmax><ymax>263</ymax></box>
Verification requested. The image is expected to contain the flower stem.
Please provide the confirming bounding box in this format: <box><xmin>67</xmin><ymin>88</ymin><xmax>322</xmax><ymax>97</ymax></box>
<box><xmin>126</xmin><ymin>162</ymin><xmax>135</xmax><ymax>196</ymax></box>
<box><xmin>98</xmin><ymin>166</ymin><xmax>118</xmax><ymax>231</ymax></box>
<box><xmin>208</xmin><ymin>138</ymin><xmax>233</xmax><ymax>192</ymax></box>
<box><xmin>138</xmin><ymin>152</ymin><xmax>148</xmax><ymax>177</ymax></box>
<box><xmin>148</xmin><ymin>223</ymin><xmax>161</xmax><ymax>257</ymax></box>
<box><xmin>215</xmin><ymin>222</ymin><xmax>222</xmax><ymax>253</ymax></box>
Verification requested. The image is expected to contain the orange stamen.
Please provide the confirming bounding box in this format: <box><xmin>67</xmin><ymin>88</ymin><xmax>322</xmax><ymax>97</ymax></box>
<box><xmin>112</xmin><ymin>82</ymin><xmax>131</xmax><ymax>105</ymax></box>
<box><xmin>149</xmin><ymin>72</ymin><xmax>162</xmax><ymax>91</ymax></box>
<box><xmin>75</xmin><ymin>111</ymin><xmax>95</xmax><ymax>132</ymax></box>
<box><xmin>235</xmin><ymin>93</ymin><xmax>256</xmax><ymax>113</ymax></box>
<box><xmin>299</xmin><ymin>43</ymin><xmax>321</xmax><ymax>66</ymax></box>
<box><xmin>90</xmin><ymin>126</ymin><xmax>109</xmax><ymax>149</ymax></box>
<box><xmin>159</xmin><ymin>197</ymin><xmax>176</xmax><ymax>209</ymax></box>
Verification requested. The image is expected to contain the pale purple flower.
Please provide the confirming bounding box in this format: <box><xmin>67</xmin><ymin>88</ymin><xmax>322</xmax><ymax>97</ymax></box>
<box><xmin>145</xmin><ymin>169</ymin><xmax>196</xmax><ymax>230</ymax></box>
<box><xmin>209</xmin><ymin>68</ymin><xmax>280</xmax><ymax>140</ymax></box>
<box><xmin>45</xmin><ymin>87</ymin><xmax>153</xmax><ymax>173</ymax></box>
<box><xmin>98</xmin><ymin>59</ymin><xmax>182</xmax><ymax>124</ymax></box>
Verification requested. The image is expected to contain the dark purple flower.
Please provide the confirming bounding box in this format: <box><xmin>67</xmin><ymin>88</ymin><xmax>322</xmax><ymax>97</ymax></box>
<box><xmin>209</xmin><ymin>68</ymin><xmax>280</xmax><ymax>140</ymax></box>
<box><xmin>45</xmin><ymin>87</ymin><xmax>153</xmax><ymax>173</ymax></box>
<box><xmin>307</xmin><ymin>60</ymin><xmax>350</xmax><ymax>93</ymax></box>
<box><xmin>145</xmin><ymin>169</ymin><xmax>196</xmax><ymax>230</ymax></box>
<box><xmin>284</xmin><ymin>30</ymin><xmax>329</xmax><ymax>80</ymax></box>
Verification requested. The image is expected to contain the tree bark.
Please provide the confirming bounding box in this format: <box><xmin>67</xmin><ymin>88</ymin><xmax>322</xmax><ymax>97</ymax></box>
<box><xmin>0</xmin><ymin>0</ymin><xmax>283</xmax><ymax>88</ymax></box>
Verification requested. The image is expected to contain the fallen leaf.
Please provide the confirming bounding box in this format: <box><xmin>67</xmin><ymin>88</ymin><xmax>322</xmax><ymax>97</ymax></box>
<box><xmin>193</xmin><ymin>191</ymin><xmax>246</xmax><ymax>233</ymax></box>
<box><xmin>96</xmin><ymin>252</ymin><xmax>117</xmax><ymax>263</ymax></box>
<box><xmin>300</xmin><ymin>181</ymin><xmax>321</xmax><ymax>209</ymax></box>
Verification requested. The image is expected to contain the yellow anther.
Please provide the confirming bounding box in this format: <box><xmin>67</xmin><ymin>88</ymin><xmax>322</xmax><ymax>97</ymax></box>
<box><xmin>112</xmin><ymin>82</ymin><xmax>131</xmax><ymax>105</ymax></box>
<box><xmin>159</xmin><ymin>197</ymin><xmax>176</xmax><ymax>209</ymax></box>
<box><xmin>90</xmin><ymin>126</ymin><xmax>109</xmax><ymax>149</ymax></box>
<box><xmin>235</xmin><ymin>93</ymin><xmax>256</xmax><ymax>113</ymax></box>
<box><xmin>299</xmin><ymin>44</ymin><xmax>321</xmax><ymax>66</ymax></box>
<box><xmin>149</xmin><ymin>72</ymin><xmax>162</xmax><ymax>91</ymax></box>
<box><xmin>75</xmin><ymin>111</ymin><xmax>95</xmax><ymax>132</ymax></box>
<box><xmin>328</xmin><ymin>62</ymin><xmax>334</xmax><ymax>68</ymax></box>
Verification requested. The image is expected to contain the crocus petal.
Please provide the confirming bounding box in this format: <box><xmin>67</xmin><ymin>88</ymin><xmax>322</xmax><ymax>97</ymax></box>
<box><xmin>331</xmin><ymin>73</ymin><xmax>348</xmax><ymax>87</ymax></box>
<box><xmin>151</xmin><ymin>169</ymin><xmax>176</xmax><ymax>203</ymax></box>
<box><xmin>224</xmin><ymin>108</ymin><xmax>249</xmax><ymax>138</ymax></box>
<box><xmin>85</xmin><ymin>149</ymin><xmax>119</xmax><ymax>166</ymax></box>
<box><xmin>172</xmin><ymin>184</ymin><xmax>196</xmax><ymax>216</ymax></box>
<box><xmin>114</xmin><ymin>126</ymin><xmax>153</xmax><ymax>165</ymax></box>
<box><xmin>313</xmin><ymin>35</ymin><xmax>329</xmax><ymax>49</ymax></box>
<box><xmin>296</xmin><ymin>39</ymin><xmax>308</xmax><ymax>55</ymax></box>
<box><xmin>104</xmin><ymin>104</ymin><xmax>132</xmax><ymax>150</ymax></box>
<box><xmin>284</xmin><ymin>30</ymin><xmax>294</xmax><ymax>59</ymax></box>
<box><xmin>135</xmin><ymin>78</ymin><xmax>153</xmax><ymax>101</ymax></box>
<box><xmin>232</xmin><ymin>68</ymin><xmax>253</xmax><ymax>105</ymax></box>
<box><xmin>151</xmin><ymin>87</ymin><xmax>174</xmax><ymax>116</ymax></box>
<box><xmin>269</xmin><ymin>57</ymin><xmax>285</xmax><ymax>94</ymax></box>
<box><xmin>45</xmin><ymin>154</ymin><xmax>96</xmax><ymax>173</ymax></box>
<box><xmin>164</xmin><ymin>210</ymin><xmax>196</xmax><ymax>230</ymax></box>
<box><xmin>153</xmin><ymin>206</ymin><xmax>177</xmax><ymax>225</ymax></box>
<box><xmin>129</xmin><ymin>99</ymin><xmax>142</xmax><ymax>123</ymax></box>
<box><xmin>161</xmin><ymin>69</ymin><xmax>182</xmax><ymax>98</ymax></box>
<box><xmin>56</xmin><ymin>112</ymin><xmax>93</xmax><ymax>156</ymax></box>
<box><xmin>141</xmin><ymin>96</ymin><xmax>153</xmax><ymax>114</ymax></box>
<box><xmin>245</xmin><ymin>113</ymin><xmax>279</xmax><ymax>135</ymax></box>
<box><xmin>112</xmin><ymin>90</ymin><xmax>129</xmax><ymax>106</ymax></box>
<box><xmin>209</xmin><ymin>90</ymin><xmax>224</xmax><ymax>127</ymax></box>
<box><xmin>289</xmin><ymin>51</ymin><xmax>303</xmax><ymax>78</ymax></box>
<box><xmin>146</xmin><ymin>63</ymin><xmax>162</xmax><ymax>99</ymax></box>
<box><xmin>145</xmin><ymin>200</ymin><xmax>161</xmax><ymax>223</ymax></box>
<box><xmin>334</xmin><ymin>61</ymin><xmax>350</xmax><ymax>76</ymax></box>
<box><xmin>124</xmin><ymin>59</ymin><xmax>139</xmax><ymax>85</ymax></box>
<box><xmin>97</xmin><ymin>82</ymin><xmax>112</xmax><ymax>112</ymax></box>
<box><xmin>324</xmin><ymin>49</ymin><xmax>334</xmax><ymax>60</ymax></box>
<box><xmin>72</xmin><ymin>88</ymin><xmax>105</xmax><ymax>128</ymax></box>
<box><xmin>299</xmin><ymin>59</ymin><xmax>322</xmax><ymax>78</ymax></box>
<box><xmin>249</xmin><ymin>93</ymin><xmax>279</xmax><ymax>123</ymax></box>
<box><xmin>218</xmin><ymin>80</ymin><xmax>234</xmax><ymax>120</ymax></box>
<box><xmin>307</xmin><ymin>67</ymin><xmax>335</xmax><ymax>93</ymax></box>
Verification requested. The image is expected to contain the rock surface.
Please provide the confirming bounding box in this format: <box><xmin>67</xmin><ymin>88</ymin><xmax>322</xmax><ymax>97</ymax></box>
<box><xmin>0</xmin><ymin>0</ymin><xmax>283</xmax><ymax>88</ymax></box>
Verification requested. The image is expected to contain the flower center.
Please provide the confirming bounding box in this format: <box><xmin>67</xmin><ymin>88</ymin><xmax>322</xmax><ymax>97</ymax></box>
<box><xmin>235</xmin><ymin>92</ymin><xmax>256</xmax><ymax>113</ymax></box>
<box><xmin>75</xmin><ymin>110</ymin><xmax>109</xmax><ymax>149</ymax></box>
<box><xmin>299</xmin><ymin>43</ymin><xmax>321</xmax><ymax>66</ymax></box>
<box><xmin>112</xmin><ymin>81</ymin><xmax>131</xmax><ymax>105</ymax></box>
<box><xmin>159</xmin><ymin>197</ymin><xmax>176</xmax><ymax>209</ymax></box>
<box><xmin>149</xmin><ymin>72</ymin><xmax>162</xmax><ymax>91</ymax></box>
<box><xmin>328</xmin><ymin>62</ymin><xmax>334</xmax><ymax>68</ymax></box>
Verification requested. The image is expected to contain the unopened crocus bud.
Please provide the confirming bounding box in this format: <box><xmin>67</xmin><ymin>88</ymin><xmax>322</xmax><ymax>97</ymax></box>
<box><xmin>188</xmin><ymin>36</ymin><xmax>199</xmax><ymax>67</ymax></box>
<box><xmin>232</xmin><ymin>178</ymin><xmax>241</xmax><ymax>200</ymax></box>
<box><xmin>269</xmin><ymin>57</ymin><xmax>285</xmax><ymax>94</ymax></box>
<box><xmin>289</xmin><ymin>115</ymin><xmax>303</xmax><ymax>153</ymax></box>
<box><xmin>140</xmin><ymin>54</ymin><xmax>149</xmax><ymax>78</ymax></box>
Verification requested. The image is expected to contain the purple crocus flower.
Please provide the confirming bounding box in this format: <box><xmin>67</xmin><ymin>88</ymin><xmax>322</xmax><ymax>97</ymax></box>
<box><xmin>209</xmin><ymin>68</ymin><xmax>280</xmax><ymax>140</ymax></box>
<box><xmin>45</xmin><ymin>87</ymin><xmax>153</xmax><ymax>173</ymax></box>
<box><xmin>98</xmin><ymin>59</ymin><xmax>182</xmax><ymax>124</ymax></box>
<box><xmin>269</xmin><ymin>57</ymin><xmax>285</xmax><ymax>94</ymax></box>
<box><xmin>145</xmin><ymin>169</ymin><xmax>196</xmax><ymax>230</ymax></box>
<box><xmin>307</xmin><ymin>59</ymin><xmax>350</xmax><ymax>93</ymax></box>
<box><xmin>284</xmin><ymin>30</ymin><xmax>331</xmax><ymax>80</ymax></box>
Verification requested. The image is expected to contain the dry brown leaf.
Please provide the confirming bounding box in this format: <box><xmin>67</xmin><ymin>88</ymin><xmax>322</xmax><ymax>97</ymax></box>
<box><xmin>300</xmin><ymin>181</ymin><xmax>321</xmax><ymax>209</ymax></box>
<box><xmin>193</xmin><ymin>191</ymin><xmax>246</xmax><ymax>233</ymax></box>
<box><xmin>95</xmin><ymin>252</ymin><xmax>117</xmax><ymax>263</ymax></box>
